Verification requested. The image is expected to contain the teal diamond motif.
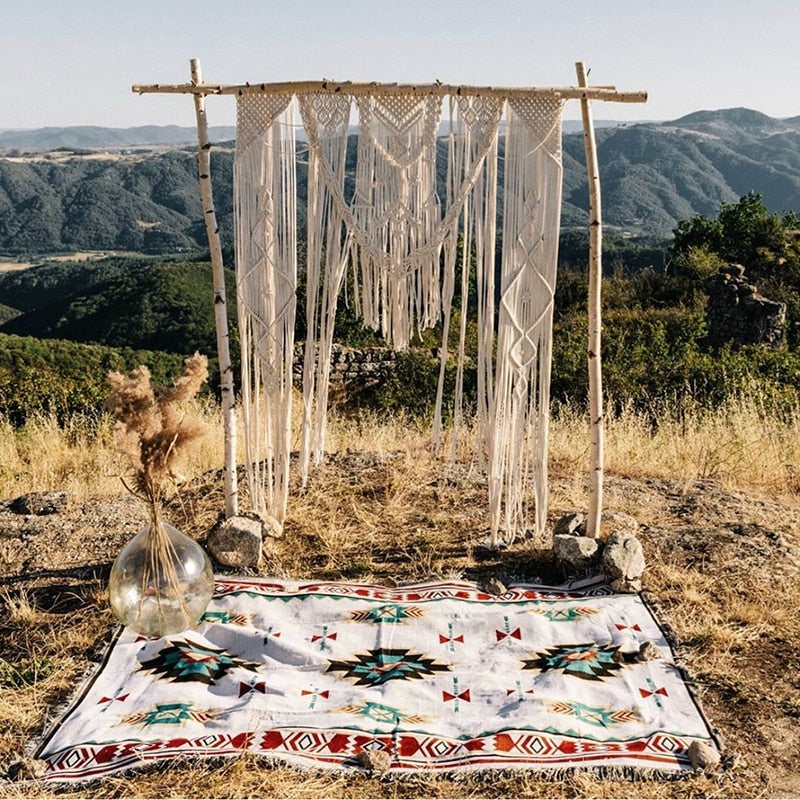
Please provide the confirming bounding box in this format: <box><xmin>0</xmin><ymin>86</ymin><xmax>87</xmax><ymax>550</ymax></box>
<box><xmin>522</xmin><ymin>644</ymin><xmax>624</xmax><ymax>681</ymax></box>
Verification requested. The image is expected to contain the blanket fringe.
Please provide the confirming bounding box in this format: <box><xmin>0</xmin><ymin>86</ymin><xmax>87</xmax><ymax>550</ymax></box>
<box><xmin>17</xmin><ymin>752</ymin><xmax>701</xmax><ymax>789</ymax></box>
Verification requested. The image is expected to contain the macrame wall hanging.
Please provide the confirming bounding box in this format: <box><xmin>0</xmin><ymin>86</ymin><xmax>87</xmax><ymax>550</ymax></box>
<box><xmin>234</xmin><ymin>88</ymin><xmax>562</xmax><ymax>546</ymax></box>
<box><xmin>133</xmin><ymin>66</ymin><xmax>647</xmax><ymax>548</ymax></box>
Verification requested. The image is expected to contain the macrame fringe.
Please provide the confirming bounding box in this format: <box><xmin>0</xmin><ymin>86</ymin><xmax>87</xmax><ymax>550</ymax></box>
<box><xmin>487</xmin><ymin>96</ymin><xmax>563</xmax><ymax>545</ymax></box>
<box><xmin>234</xmin><ymin>90</ymin><xmax>564</xmax><ymax>543</ymax></box>
<box><xmin>235</xmin><ymin>95</ymin><xmax>297</xmax><ymax>526</ymax></box>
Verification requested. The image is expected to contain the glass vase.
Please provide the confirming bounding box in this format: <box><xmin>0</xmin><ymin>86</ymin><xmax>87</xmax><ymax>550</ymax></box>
<box><xmin>109</xmin><ymin>511</ymin><xmax>214</xmax><ymax>637</ymax></box>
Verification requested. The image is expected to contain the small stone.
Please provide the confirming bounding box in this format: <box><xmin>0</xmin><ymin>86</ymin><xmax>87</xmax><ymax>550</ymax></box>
<box><xmin>728</xmin><ymin>263</ymin><xmax>746</xmax><ymax>278</ymax></box>
<box><xmin>6</xmin><ymin>756</ymin><xmax>48</xmax><ymax>780</ymax></box>
<box><xmin>553</xmin><ymin>512</ymin><xmax>585</xmax><ymax>537</ymax></box>
<box><xmin>610</xmin><ymin>576</ymin><xmax>642</xmax><ymax>593</ymax></box>
<box><xmin>357</xmin><ymin>749</ymin><xmax>392</xmax><ymax>773</ymax></box>
<box><xmin>603</xmin><ymin>531</ymin><xmax>645</xmax><ymax>589</ymax></box>
<box><xmin>598</xmin><ymin>511</ymin><xmax>639</xmax><ymax>540</ymax></box>
<box><xmin>484</xmin><ymin>577</ymin><xmax>507</xmax><ymax>596</ymax></box>
<box><xmin>553</xmin><ymin>534</ymin><xmax>600</xmax><ymax>569</ymax></box>
<box><xmin>10</xmin><ymin>491</ymin><xmax>69</xmax><ymax>516</ymax></box>
<box><xmin>688</xmin><ymin>740</ymin><xmax>721</xmax><ymax>773</ymax></box>
<box><xmin>262</xmin><ymin>513</ymin><xmax>283</xmax><ymax>539</ymax></box>
<box><xmin>722</xmin><ymin>751</ymin><xmax>746</xmax><ymax>771</ymax></box>
<box><xmin>637</xmin><ymin>641</ymin><xmax>661</xmax><ymax>661</ymax></box>
<box><xmin>207</xmin><ymin>515</ymin><xmax>263</xmax><ymax>568</ymax></box>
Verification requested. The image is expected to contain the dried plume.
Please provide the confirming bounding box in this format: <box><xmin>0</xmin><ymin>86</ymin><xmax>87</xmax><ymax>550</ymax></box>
<box><xmin>107</xmin><ymin>354</ymin><xmax>209</xmax><ymax>508</ymax></box>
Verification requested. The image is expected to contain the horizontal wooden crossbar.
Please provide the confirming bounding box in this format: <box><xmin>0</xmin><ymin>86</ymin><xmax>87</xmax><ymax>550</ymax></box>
<box><xmin>132</xmin><ymin>79</ymin><xmax>647</xmax><ymax>104</ymax></box>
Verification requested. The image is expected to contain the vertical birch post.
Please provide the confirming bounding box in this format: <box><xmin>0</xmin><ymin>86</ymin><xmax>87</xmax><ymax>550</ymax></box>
<box><xmin>191</xmin><ymin>58</ymin><xmax>238</xmax><ymax>519</ymax></box>
<box><xmin>576</xmin><ymin>61</ymin><xmax>604</xmax><ymax>539</ymax></box>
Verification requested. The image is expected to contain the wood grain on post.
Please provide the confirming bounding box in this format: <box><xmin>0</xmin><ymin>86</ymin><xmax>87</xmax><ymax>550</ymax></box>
<box><xmin>190</xmin><ymin>58</ymin><xmax>238</xmax><ymax>519</ymax></box>
<box><xmin>576</xmin><ymin>61</ymin><xmax>605</xmax><ymax>539</ymax></box>
<box><xmin>133</xmin><ymin>79</ymin><xmax>647</xmax><ymax>104</ymax></box>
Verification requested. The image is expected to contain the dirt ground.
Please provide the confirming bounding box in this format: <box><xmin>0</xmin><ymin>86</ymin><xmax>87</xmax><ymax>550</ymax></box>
<box><xmin>1</xmin><ymin>455</ymin><xmax>799</xmax><ymax>798</ymax></box>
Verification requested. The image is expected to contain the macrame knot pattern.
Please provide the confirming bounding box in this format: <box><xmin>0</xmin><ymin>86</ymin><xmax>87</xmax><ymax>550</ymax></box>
<box><xmin>234</xmin><ymin>87</ymin><xmax>564</xmax><ymax>545</ymax></box>
<box><xmin>236</xmin><ymin>94</ymin><xmax>293</xmax><ymax>152</ymax></box>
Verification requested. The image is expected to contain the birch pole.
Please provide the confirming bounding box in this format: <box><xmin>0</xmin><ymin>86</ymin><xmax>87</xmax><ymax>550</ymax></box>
<box><xmin>191</xmin><ymin>58</ymin><xmax>238</xmax><ymax>519</ymax></box>
<box><xmin>576</xmin><ymin>61</ymin><xmax>604</xmax><ymax>539</ymax></box>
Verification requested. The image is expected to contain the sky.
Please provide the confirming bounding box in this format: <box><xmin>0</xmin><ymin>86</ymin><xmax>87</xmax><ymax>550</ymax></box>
<box><xmin>2</xmin><ymin>0</ymin><xmax>799</xmax><ymax>129</ymax></box>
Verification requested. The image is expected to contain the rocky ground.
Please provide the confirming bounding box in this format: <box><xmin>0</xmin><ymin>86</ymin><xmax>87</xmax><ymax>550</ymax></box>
<box><xmin>1</xmin><ymin>457</ymin><xmax>799</xmax><ymax>798</ymax></box>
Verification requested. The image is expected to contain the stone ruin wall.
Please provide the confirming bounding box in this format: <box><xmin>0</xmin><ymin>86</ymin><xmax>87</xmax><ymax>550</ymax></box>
<box><xmin>705</xmin><ymin>263</ymin><xmax>786</xmax><ymax>348</ymax></box>
<box><xmin>292</xmin><ymin>343</ymin><xmax>397</xmax><ymax>389</ymax></box>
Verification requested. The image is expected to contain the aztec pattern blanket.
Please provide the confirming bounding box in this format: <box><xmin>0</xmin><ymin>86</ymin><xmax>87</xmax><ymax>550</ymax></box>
<box><xmin>37</xmin><ymin>577</ymin><xmax>718</xmax><ymax>781</ymax></box>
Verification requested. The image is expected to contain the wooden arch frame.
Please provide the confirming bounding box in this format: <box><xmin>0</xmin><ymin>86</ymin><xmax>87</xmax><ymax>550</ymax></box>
<box><xmin>133</xmin><ymin>61</ymin><xmax>647</xmax><ymax>541</ymax></box>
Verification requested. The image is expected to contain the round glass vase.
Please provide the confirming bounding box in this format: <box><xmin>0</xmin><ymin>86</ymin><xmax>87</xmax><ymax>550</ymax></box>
<box><xmin>109</xmin><ymin>511</ymin><xmax>214</xmax><ymax>637</ymax></box>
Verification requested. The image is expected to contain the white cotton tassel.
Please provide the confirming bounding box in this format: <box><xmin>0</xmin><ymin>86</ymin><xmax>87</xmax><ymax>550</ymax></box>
<box><xmin>234</xmin><ymin>94</ymin><xmax>297</xmax><ymax>526</ymax></box>
<box><xmin>487</xmin><ymin>96</ymin><xmax>563</xmax><ymax>546</ymax></box>
<box><xmin>297</xmin><ymin>93</ymin><xmax>353</xmax><ymax>478</ymax></box>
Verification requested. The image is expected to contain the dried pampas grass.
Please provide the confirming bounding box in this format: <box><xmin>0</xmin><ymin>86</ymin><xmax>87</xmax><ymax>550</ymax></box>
<box><xmin>105</xmin><ymin>354</ymin><xmax>213</xmax><ymax>635</ymax></box>
<box><xmin>106</xmin><ymin>354</ymin><xmax>208</xmax><ymax>509</ymax></box>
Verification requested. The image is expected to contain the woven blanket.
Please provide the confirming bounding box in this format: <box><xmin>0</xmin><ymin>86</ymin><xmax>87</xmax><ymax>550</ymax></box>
<box><xmin>37</xmin><ymin>577</ymin><xmax>717</xmax><ymax>781</ymax></box>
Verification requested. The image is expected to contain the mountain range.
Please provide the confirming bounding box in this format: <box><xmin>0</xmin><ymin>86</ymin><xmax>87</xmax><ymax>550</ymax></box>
<box><xmin>0</xmin><ymin>125</ymin><xmax>237</xmax><ymax>151</ymax></box>
<box><xmin>1</xmin><ymin>108</ymin><xmax>799</xmax><ymax>255</ymax></box>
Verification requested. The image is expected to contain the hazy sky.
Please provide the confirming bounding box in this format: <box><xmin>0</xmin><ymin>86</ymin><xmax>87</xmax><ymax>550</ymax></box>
<box><xmin>2</xmin><ymin>0</ymin><xmax>799</xmax><ymax>129</ymax></box>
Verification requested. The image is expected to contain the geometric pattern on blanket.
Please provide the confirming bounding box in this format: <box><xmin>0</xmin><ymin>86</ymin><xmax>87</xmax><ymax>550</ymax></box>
<box><xmin>36</xmin><ymin>577</ymin><xmax>719</xmax><ymax>781</ymax></box>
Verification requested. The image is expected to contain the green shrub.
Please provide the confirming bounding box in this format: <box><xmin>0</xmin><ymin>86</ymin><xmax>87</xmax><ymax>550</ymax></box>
<box><xmin>0</xmin><ymin>334</ymin><xmax>186</xmax><ymax>425</ymax></box>
<box><xmin>370</xmin><ymin>349</ymin><xmax>477</xmax><ymax>421</ymax></box>
<box><xmin>551</xmin><ymin>308</ymin><xmax>800</xmax><ymax>419</ymax></box>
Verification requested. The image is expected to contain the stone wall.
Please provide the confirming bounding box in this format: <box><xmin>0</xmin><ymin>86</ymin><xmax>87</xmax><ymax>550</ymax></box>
<box><xmin>705</xmin><ymin>264</ymin><xmax>786</xmax><ymax>349</ymax></box>
<box><xmin>292</xmin><ymin>343</ymin><xmax>397</xmax><ymax>389</ymax></box>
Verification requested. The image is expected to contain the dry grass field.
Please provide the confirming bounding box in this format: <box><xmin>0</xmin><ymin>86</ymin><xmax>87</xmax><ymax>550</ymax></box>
<box><xmin>0</xmin><ymin>397</ymin><xmax>799</xmax><ymax>798</ymax></box>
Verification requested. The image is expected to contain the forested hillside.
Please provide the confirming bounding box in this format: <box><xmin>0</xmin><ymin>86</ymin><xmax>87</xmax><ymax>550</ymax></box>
<box><xmin>0</xmin><ymin>149</ymin><xmax>234</xmax><ymax>254</ymax></box>
<box><xmin>2</xmin><ymin>108</ymin><xmax>800</xmax><ymax>428</ymax></box>
<box><xmin>1</xmin><ymin>108</ymin><xmax>799</xmax><ymax>256</ymax></box>
<box><xmin>561</xmin><ymin>109</ymin><xmax>800</xmax><ymax>232</ymax></box>
<box><xmin>0</xmin><ymin>258</ymin><xmax>236</xmax><ymax>354</ymax></box>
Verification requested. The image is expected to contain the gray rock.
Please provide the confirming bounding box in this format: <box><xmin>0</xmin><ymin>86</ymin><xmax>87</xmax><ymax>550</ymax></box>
<box><xmin>261</xmin><ymin>513</ymin><xmax>283</xmax><ymax>540</ymax></box>
<box><xmin>598</xmin><ymin>511</ymin><xmax>639</xmax><ymax>539</ymax></box>
<box><xmin>611</xmin><ymin>576</ymin><xmax>642</xmax><ymax>593</ymax></box>
<box><xmin>553</xmin><ymin>512</ymin><xmax>585</xmax><ymax>536</ymax></box>
<box><xmin>611</xmin><ymin>648</ymin><xmax>628</xmax><ymax>663</ymax></box>
<box><xmin>728</xmin><ymin>263</ymin><xmax>746</xmax><ymax>278</ymax></box>
<box><xmin>484</xmin><ymin>577</ymin><xmax>507</xmax><ymax>596</ymax></box>
<box><xmin>603</xmin><ymin>531</ymin><xmax>645</xmax><ymax>591</ymax></box>
<box><xmin>357</xmin><ymin>749</ymin><xmax>392</xmax><ymax>773</ymax></box>
<box><xmin>688</xmin><ymin>739</ymin><xmax>721</xmax><ymax>773</ymax></box>
<box><xmin>553</xmin><ymin>533</ymin><xmax>600</xmax><ymax>568</ymax></box>
<box><xmin>637</xmin><ymin>641</ymin><xmax>662</xmax><ymax>661</ymax></box>
<box><xmin>207</xmin><ymin>515</ymin><xmax>263</xmax><ymax>568</ymax></box>
<box><xmin>707</xmin><ymin>263</ymin><xmax>786</xmax><ymax>349</ymax></box>
<box><xmin>6</xmin><ymin>756</ymin><xmax>48</xmax><ymax>780</ymax></box>
<box><xmin>10</xmin><ymin>491</ymin><xmax>69</xmax><ymax>516</ymax></box>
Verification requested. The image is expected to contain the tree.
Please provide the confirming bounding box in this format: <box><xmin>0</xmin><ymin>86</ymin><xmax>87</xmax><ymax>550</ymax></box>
<box><xmin>672</xmin><ymin>192</ymin><xmax>788</xmax><ymax>274</ymax></box>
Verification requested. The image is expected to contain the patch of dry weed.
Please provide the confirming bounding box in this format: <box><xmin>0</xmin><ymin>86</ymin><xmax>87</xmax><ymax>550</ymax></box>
<box><xmin>1</xmin><ymin>403</ymin><xmax>800</xmax><ymax>797</ymax></box>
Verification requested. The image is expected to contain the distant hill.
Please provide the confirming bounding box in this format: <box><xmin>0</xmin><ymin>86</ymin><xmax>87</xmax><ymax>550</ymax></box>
<box><xmin>0</xmin><ymin>149</ymin><xmax>234</xmax><ymax>253</ymax></box>
<box><xmin>0</xmin><ymin>257</ymin><xmax>236</xmax><ymax>355</ymax></box>
<box><xmin>0</xmin><ymin>122</ymin><xmax>624</xmax><ymax>150</ymax></box>
<box><xmin>0</xmin><ymin>108</ymin><xmax>799</xmax><ymax>254</ymax></box>
<box><xmin>561</xmin><ymin>108</ymin><xmax>800</xmax><ymax>233</ymax></box>
<box><xmin>0</xmin><ymin>125</ymin><xmax>236</xmax><ymax>151</ymax></box>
